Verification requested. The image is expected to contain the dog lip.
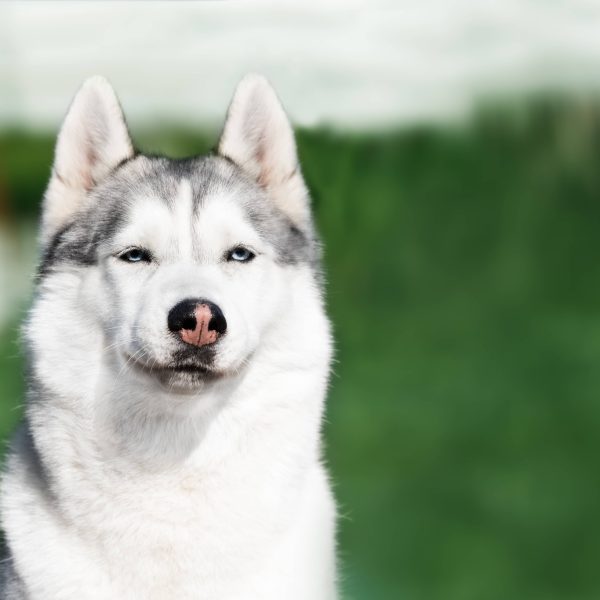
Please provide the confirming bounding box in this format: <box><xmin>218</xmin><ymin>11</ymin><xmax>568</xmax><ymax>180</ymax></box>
<box><xmin>123</xmin><ymin>353</ymin><xmax>213</xmax><ymax>376</ymax></box>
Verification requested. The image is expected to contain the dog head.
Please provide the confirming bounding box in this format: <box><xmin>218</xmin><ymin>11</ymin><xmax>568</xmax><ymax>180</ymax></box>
<box><xmin>29</xmin><ymin>75</ymin><xmax>325</xmax><ymax>395</ymax></box>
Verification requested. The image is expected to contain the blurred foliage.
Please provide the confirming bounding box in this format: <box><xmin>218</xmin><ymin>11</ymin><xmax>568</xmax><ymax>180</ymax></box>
<box><xmin>2</xmin><ymin>97</ymin><xmax>600</xmax><ymax>599</ymax></box>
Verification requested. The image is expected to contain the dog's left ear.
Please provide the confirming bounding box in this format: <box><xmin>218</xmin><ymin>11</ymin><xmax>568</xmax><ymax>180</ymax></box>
<box><xmin>41</xmin><ymin>76</ymin><xmax>134</xmax><ymax>244</ymax></box>
<box><xmin>218</xmin><ymin>74</ymin><xmax>310</xmax><ymax>225</ymax></box>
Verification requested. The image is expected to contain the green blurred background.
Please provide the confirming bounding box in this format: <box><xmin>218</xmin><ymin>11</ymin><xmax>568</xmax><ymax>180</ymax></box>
<box><xmin>2</xmin><ymin>3</ymin><xmax>600</xmax><ymax>599</ymax></box>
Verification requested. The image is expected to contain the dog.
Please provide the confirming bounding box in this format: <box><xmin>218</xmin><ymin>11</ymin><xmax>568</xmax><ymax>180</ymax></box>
<box><xmin>0</xmin><ymin>74</ymin><xmax>336</xmax><ymax>599</ymax></box>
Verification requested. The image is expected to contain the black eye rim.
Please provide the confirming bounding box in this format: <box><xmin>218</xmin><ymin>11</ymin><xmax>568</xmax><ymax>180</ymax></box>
<box><xmin>116</xmin><ymin>246</ymin><xmax>256</xmax><ymax>264</ymax></box>
<box><xmin>226</xmin><ymin>245</ymin><xmax>256</xmax><ymax>263</ymax></box>
<box><xmin>118</xmin><ymin>247</ymin><xmax>153</xmax><ymax>264</ymax></box>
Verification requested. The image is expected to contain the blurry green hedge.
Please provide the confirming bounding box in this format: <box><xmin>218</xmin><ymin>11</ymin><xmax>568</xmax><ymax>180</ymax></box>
<box><xmin>2</xmin><ymin>97</ymin><xmax>600</xmax><ymax>599</ymax></box>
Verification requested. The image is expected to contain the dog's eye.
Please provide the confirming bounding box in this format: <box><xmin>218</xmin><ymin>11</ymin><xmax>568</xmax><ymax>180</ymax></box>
<box><xmin>227</xmin><ymin>246</ymin><xmax>255</xmax><ymax>263</ymax></box>
<box><xmin>119</xmin><ymin>248</ymin><xmax>152</xmax><ymax>263</ymax></box>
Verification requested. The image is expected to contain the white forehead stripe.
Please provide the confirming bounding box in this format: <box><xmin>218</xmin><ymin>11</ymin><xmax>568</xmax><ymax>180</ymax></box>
<box><xmin>173</xmin><ymin>178</ymin><xmax>194</xmax><ymax>259</ymax></box>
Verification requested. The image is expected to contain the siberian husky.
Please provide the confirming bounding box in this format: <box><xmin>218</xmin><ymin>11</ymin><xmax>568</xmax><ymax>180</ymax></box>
<box><xmin>0</xmin><ymin>75</ymin><xmax>336</xmax><ymax>599</ymax></box>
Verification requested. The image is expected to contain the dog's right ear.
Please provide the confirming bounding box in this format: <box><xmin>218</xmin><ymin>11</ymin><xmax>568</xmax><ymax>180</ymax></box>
<box><xmin>218</xmin><ymin>74</ymin><xmax>311</xmax><ymax>226</ymax></box>
<box><xmin>41</xmin><ymin>76</ymin><xmax>134</xmax><ymax>244</ymax></box>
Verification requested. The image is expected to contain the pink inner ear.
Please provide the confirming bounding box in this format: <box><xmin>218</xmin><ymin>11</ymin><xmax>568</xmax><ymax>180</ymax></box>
<box><xmin>50</xmin><ymin>77</ymin><xmax>133</xmax><ymax>197</ymax></box>
<box><xmin>84</xmin><ymin>139</ymin><xmax>99</xmax><ymax>188</ymax></box>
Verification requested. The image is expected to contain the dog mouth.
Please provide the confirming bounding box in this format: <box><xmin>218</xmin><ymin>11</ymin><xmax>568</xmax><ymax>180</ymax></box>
<box><xmin>123</xmin><ymin>353</ymin><xmax>222</xmax><ymax>382</ymax></box>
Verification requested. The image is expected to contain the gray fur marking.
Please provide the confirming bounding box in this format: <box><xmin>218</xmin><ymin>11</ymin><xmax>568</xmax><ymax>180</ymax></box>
<box><xmin>39</xmin><ymin>154</ymin><xmax>318</xmax><ymax>277</ymax></box>
<box><xmin>0</xmin><ymin>557</ymin><xmax>29</xmax><ymax>600</ymax></box>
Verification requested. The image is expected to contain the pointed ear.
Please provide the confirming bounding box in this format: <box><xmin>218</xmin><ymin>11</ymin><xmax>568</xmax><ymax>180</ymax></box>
<box><xmin>41</xmin><ymin>76</ymin><xmax>134</xmax><ymax>243</ymax></box>
<box><xmin>218</xmin><ymin>74</ymin><xmax>311</xmax><ymax>225</ymax></box>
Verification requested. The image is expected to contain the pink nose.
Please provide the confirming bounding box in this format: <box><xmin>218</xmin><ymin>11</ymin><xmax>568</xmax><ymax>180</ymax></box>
<box><xmin>180</xmin><ymin>305</ymin><xmax>218</xmax><ymax>347</ymax></box>
<box><xmin>167</xmin><ymin>299</ymin><xmax>227</xmax><ymax>347</ymax></box>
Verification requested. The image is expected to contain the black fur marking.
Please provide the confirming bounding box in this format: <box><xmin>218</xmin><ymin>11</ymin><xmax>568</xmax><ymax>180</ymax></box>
<box><xmin>37</xmin><ymin>209</ymin><xmax>124</xmax><ymax>279</ymax></box>
<box><xmin>38</xmin><ymin>221</ymin><xmax>77</xmax><ymax>277</ymax></box>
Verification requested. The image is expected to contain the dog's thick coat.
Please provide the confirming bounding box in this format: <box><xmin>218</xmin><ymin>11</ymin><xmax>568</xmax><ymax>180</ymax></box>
<box><xmin>0</xmin><ymin>75</ymin><xmax>336</xmax><ymax>599</ymax></box>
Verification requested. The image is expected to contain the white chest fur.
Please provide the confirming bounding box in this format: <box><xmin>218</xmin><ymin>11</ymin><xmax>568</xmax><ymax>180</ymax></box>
<box><xmin>2</xmin><ymin>371</ymin><xmax>336</xmax><ymax>599</ymax></box>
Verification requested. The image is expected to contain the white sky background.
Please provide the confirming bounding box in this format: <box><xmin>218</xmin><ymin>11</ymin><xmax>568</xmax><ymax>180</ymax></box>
<box><xmin>1</xmin><ymin>0</ymin><xmax>600</xmax><ymax>131</ymax></box>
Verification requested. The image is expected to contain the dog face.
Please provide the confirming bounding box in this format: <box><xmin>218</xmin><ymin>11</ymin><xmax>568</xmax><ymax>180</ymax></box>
<box><xmin>31</xmin><ymin>75</ymin><xmax>321</xmax><ymax>393</ymax></box>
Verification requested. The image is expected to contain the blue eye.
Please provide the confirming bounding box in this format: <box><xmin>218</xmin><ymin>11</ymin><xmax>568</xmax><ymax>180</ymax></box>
<box><xmin>120</xmin><ymin>248</ymin><xmax>151</xmax><ymax>263</ymax></box>
<box><xmin>228</xmin><ymin>247</ymin><xmax>255</xmax><ymax>262</ymax></box>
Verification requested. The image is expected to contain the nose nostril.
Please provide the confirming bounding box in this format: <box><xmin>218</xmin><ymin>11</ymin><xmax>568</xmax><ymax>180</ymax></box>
<box><xmin>167</xmin><ymin>299</ymin><xmax>199</xmax><ymax>334</ymax></box>
<box><xmin>180</xmin><ymin>316</ymin><xmax>197</xmax><ymax>331</ymax></box>
<box><xmin>205</xmin><ymin>301</ymin><xmax>227</xmax><ymax>335</ymax></box>
<box><xmin>208</xmin><ymin>313</ymin><xmax>227</xmax><ymax>335</ymax></box>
